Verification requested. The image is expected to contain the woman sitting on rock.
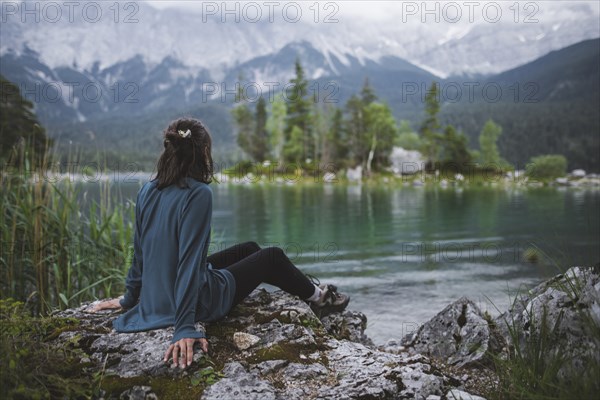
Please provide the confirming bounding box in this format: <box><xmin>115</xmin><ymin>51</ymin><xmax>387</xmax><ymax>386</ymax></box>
<box><xmin>89</xmin><ymin>118</ymin><xmax>350</xmax><ymax>369</ymax></box>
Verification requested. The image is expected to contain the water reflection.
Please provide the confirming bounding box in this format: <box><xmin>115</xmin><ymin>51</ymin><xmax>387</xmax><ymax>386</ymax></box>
<box><xmin>82</xmin><ymin>181</ymin><xmax>599</xmax><ymax>343</ymax></box>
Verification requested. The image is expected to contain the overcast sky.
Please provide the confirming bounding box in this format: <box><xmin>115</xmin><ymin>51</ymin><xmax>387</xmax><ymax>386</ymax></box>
<box><xmin>145</xmin><ymin>0</ymin><xmax>600</xmax><ymax>23</ymax></box>
<box><xmin>4</xmin><ymin>0</ymin><xmax>598</xmax><ymax>75</ymax></box>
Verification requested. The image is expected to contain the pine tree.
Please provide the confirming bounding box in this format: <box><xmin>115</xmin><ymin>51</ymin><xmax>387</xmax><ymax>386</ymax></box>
<box><xmin>0</xmin><ymin>75</ymin><xmax>50</xmax><ymax>164</ymax></box>
<box><xmin>343</xmin><ymin>94</ymin><xmax>365</xmax><ymax>167</ymax></box>
<box><xmin>266</xmin><ymin>94</ymin><xmax>287</xmax><ymax>165</ymax></box>
<box><xmin>479</xmin><ymin>119</ymin><xmax>503</xmax><ymax>168</ymax></box>
<box><xmin>284</xmin><ymin>60</ymin><xmax>312</xmax><ymax>164</ymax></box>
<box><xmin>231</xmin><ymin>77</ymin><xmax>254</xmax><ymax>159</ymax></box>
<box><xmin>360</xmin><ymin>77</ymin><xmax>377</xmax><ymax>106</ymax></box>
<box><xmin>283</xmin><ymin>125</ymin><xmax>304</xmax><ymax>165</ymax></box>
<box><xmin>440</xmin><ymin>125</ymin><xmax>472</xmax><ymax>171</ymax></box>
<box><xmin>342</xmin><ymin>78</ymin><xmax>381</xmax><ymax>169</ymax></box>
<box><xmin>310</xmin><ymin>100</ymin><xmax>325</xmax><ymax>164</ymax></box>
<box><xmin>252</xmin><ymin>96</ymin><xmax>269</xmax><ymax>162</ymax></box>
<box><xmin>327</xmin><ymin>107</ymin><xmax>347</xmax><ymax>168</ymax></box>
<box><xmin>419</xmin><ymin>82</ymin><xmax>441</xmax><ymax>170</ymax></box>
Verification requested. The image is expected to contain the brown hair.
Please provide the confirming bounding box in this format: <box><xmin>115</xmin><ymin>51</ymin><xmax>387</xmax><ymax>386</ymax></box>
<box><xmin>154</xmin><ymin>118</ymin><xmax>214</xmax><ymax>190</ymax></box>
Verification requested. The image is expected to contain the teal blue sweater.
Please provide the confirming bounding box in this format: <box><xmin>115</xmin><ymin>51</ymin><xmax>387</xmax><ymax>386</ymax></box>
<box><xmin>113</xmin><ymin>179</ymin><xmax>236</xmax><ymax>343</ymax></box>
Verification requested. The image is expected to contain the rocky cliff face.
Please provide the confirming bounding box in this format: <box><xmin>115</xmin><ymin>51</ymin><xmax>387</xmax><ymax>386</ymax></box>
<box><xmin>51</xmin><ymin>266</ymin><xmax>599</xmax><ymax>399</ymax></box>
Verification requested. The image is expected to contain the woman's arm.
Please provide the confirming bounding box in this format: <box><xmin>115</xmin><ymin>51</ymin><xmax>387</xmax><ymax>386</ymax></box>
<box><xmin>171</xmin><ymin>184</ymin><xmax>212</xmax><ymax>343</ymax></box>
<box><xmin>88</xmin><ymin>188</ymin><xmax>145</xmax><ymax>313</ymax></box>
<box><xmin>120</xmin><ymin>188</ymin><xmax>145</xmax><ymax>309</ymax></box>
<box><xmin>164</xmin><ymin>184</ymin><xmax>213</xmax><ymax>368</ymax></box>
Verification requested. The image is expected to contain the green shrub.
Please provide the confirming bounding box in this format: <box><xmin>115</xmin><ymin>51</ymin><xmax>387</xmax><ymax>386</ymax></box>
<box><xmin>526</xmin><ymin>154</ymin><xmax>567</xmax><ymax>180</ymax></box>
<box><xmin>395</xmin><ymin>131</ymin><xmax>422</xmax><ymax>151</ymax></box>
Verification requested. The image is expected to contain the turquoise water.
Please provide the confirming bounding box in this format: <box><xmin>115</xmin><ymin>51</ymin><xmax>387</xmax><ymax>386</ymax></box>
<box><xmin>99</xmin><ymin>182</ymin><xmax>600</xmax><ymax>344</ymax></box>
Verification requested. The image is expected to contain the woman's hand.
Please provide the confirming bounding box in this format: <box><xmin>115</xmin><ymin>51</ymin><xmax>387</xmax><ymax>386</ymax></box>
<box><xmin>87</xmin><ymin>297</ymin><xmax>122</xmax><ymax>313</ymax></box>
<box><xmin>164</xmin><ymin>338</ymin><xmax>209</xmax><ymax>369</ymax></box>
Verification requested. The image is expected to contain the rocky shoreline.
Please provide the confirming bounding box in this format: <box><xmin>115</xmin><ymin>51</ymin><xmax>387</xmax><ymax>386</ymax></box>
<box><xmin>52</xmin><ymin>266</ymin><xmax>599</xmax><ymax>399</ymax></box>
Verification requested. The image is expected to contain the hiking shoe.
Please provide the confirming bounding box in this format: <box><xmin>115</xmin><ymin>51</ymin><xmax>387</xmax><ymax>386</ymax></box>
<box><xmin>306</xmin><ymin>273</ymin><xmax>321</xmax><ymax>287</ymax></box>
<box><xmin>309</xmin><ymin>283</ymin><xmax>350</xmax><ymax>318</ymax></box>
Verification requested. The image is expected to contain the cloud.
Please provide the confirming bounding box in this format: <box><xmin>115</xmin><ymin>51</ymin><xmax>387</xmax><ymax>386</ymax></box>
<box><xmin>144</xmin><ymin>1</ymin><xmax>598</xmax><ymax>27</ymax></box>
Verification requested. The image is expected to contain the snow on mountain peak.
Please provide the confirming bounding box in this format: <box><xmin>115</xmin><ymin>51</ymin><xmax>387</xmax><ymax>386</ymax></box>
<box><xmin>1</xmin><ymin>0</ymin><xmax>599</xmax><ymax>78</ymax></box>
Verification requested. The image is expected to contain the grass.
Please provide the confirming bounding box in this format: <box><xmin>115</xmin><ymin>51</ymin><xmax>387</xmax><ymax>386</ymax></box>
<box><xmin>487</xmin><ymin>265</ymin><xmax>600</xmax><ymax>400</ymax></box>
<box><xmin>0</xmin><ymin>299</ymin><xmax>100</xmax><ymax>399</ymax></box>
<box><xmin>1</xmin><ymin>142</ymin><xmax>136</xmax><ymax>313</ymax></box>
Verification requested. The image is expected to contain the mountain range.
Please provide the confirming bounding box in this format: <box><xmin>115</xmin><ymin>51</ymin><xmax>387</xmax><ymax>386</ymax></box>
<box><xmin>0</xmin><ymin>1</ymin><xmax>599</xmax><ymax>169</ymax></box>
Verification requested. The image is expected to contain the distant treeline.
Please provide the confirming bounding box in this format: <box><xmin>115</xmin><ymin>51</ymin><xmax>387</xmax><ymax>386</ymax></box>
<box><xmin>2</xmin><ymin>54</ymin><xmax>597</xmax><ymax>174</ymax></box>
<box><xmin>231</xmin><ymin>60</ymin><xmax>570</xmax><ymax>177</ymax></box>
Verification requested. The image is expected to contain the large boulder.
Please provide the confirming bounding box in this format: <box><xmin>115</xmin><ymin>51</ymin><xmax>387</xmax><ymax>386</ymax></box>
<box><xmin>346</xmin><ymin>165</ymin><xmax>363</xmax><ymax>182</ymax></box>
<box><xmin>389</xmin><ymin>146</ymin><xmax>425</xmax><ymax>175</ymax></box>
<box><xmin>400</xmin><ymin>297</ymin><xmax>500</xmax><ymax>367</ymax></box>
<box><xmin>494</xmin><ymin>266</ymin><xmax>600</xmax><ymax>382</ymax></box>
<box><xmin>53</xmin><ymin>289</ymin><xmax>480</xmax><ymax>399</ymax></box>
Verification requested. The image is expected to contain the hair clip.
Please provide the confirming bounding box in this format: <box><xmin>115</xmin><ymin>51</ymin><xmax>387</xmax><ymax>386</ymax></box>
<box><xmin>178</xmin><ymin>129</ymin><xmax>191</xmax><ymax>138</ymax></box>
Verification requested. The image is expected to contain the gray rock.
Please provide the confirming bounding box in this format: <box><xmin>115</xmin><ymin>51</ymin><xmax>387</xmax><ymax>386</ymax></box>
<box><xmin>246</xmin><ymin>319</ymin><xmax>317</xmax><ymax>348</ymax></box>
<box><xmin>52</xmin><ymin>288</ymin><xmax>483</xmax><ymax>399</ymax></box>
<box><xmin>321</xmin><ymin>310</ymin><xmax>374</xmax><ymax>346</ymax></box>
<box><xmin>446</xmin><ymin>389</ymin><xmax>487</xmax><ymax>400</ymax></box>
<box><xmin>251</xmin><ymin>359</ymin><xmax>289</xmax><ymax>375</ymax></box>
<box><xmin>396</xmin><ymin>362</ymin><xmax>445</xmax><ymax>399</ymax></box>
<box><xmin>277</xmin><ymin>387</ymin><xmax>316</xmax><ymax>400</ymax></box>
<box><xmin>233</xmin><ymin>332</ymin><xmax>261</xmax><ymax>350</ymax></box>
<box><xmin>401</xmin><ymin>297</ymin><xmax>496</xmax><ymax>367</ymax></box>
<box><xmin>201</xmin><ymin>362</ymin><xmax>277</xmax><ymax>400</ymax></box>
<box><xmin>346</xmin><ymin>165</ymin><xmax>363</xmax><ymax>181</ymax></box>
<box><xmin>282</xmin><ymin>362</ymin><xmax>328</xmax><ymax>380</ymax></box>
<box><xmin>119</xmin><ymin>386</ymin><xmax>157</xmax><ymax>400</ymax></box>
<box><xmin>318</xmin><ymin>339</ymin><xmax>448</xmax><ymax>400</ymax></box>
<box><xmin>56</xmin><ymin>311</ymin><xmax>206</xmax><ymax>378</ymax></box>
<box><xmin>390</xmin><ymin>146</ymin><xmax>425</xmax><ymax>175</ymax></box>
<box><xmin>494</xmin><ymin>266</ymin><xmax>600</xmax><ymax>384</ymax></box>
<box><xmin>379</xmin><ymin>338</ymin><xmax>405</xmax><ymax>354</ymax></box>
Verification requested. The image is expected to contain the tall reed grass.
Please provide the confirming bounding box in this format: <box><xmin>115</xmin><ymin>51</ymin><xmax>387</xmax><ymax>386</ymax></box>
<box><xmin>489</xmin><ymin>265</ymin><xmax>600</xmax><ymax>400</ymax></box>
<box><xmin>1</xmin><ymin>141</ymin><xmax>136</xmax><ymax>313</ymax></box>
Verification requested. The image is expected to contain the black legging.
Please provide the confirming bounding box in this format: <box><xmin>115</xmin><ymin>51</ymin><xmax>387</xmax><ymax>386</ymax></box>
<box><xmin>207</xmin><ymin>242</ymin><xmax>315</xmax><ymax>307</ymax></box>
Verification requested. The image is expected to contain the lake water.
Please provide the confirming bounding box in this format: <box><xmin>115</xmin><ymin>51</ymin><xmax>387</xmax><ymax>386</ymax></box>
<box><xmin>101</xmin><ymin>181</ymin><xmax>600</xmax><ymax>345</ymax></box>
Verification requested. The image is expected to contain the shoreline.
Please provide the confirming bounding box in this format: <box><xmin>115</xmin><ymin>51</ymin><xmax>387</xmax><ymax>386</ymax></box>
<box><xmin>5</xmin><ymin>170</ymin><xmax>600</xmax><ymax>190</ymax></box>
